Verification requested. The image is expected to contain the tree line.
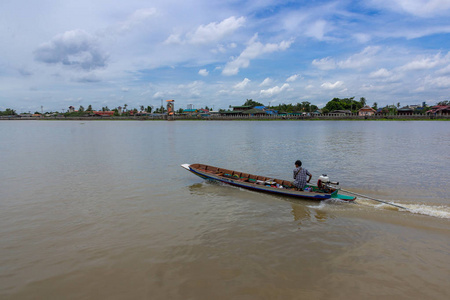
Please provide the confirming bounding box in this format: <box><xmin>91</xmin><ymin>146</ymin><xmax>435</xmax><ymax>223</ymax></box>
<box><xmin>1</xmin><ymin>100</ymin><xmax>448</xmax><ymax>116</ymax></box>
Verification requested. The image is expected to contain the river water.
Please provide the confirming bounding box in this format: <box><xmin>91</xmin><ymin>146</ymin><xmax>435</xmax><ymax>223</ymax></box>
<box><xmin>1</xmin><ymin>120</ymin><xmax>449</xmax><ymax>299</ymax></box>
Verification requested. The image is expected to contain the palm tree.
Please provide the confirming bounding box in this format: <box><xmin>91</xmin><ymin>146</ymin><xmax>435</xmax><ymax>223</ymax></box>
<box><xmin>360</xmin><ymin>97</ymin><xmax>366</xmax><ymax>107</ymax></box>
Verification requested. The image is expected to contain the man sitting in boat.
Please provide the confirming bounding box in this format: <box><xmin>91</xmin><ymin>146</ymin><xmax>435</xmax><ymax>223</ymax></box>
<box><xmin>293</xmin><ymin>160</ymin><xmax>312</xmax><ymax>191</ymax></box>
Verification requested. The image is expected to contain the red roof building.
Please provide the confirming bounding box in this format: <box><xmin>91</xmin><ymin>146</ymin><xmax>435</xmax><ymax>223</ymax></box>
<box><xmin>426</xmin><ymin>105</ymin><xmax>450</xmax><ymax>115</ymax></box>
<box><xmin>93</xmin><ymin>111</ymin><xmax>115</xmax><ymax>116</ymax></box>
<box><xmin>358</xmin><ymin>105</ymin><xmax>376</xmax><ymax>116</ymax></box>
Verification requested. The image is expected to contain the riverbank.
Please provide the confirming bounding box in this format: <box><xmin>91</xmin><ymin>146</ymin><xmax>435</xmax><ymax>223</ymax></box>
<box><xmin>1</xmin><ymin>114</ymin><xmax>449</xmax><ymax>121</ymax></box>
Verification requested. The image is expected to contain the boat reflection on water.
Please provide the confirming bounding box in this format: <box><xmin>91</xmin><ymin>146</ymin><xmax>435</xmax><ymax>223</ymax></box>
<box><xmin>290</xmin><ymin>202</ymin><xmax>329</xmax><ymax>224</ymax></box>
<box><xmin>188</xmin><ymin>181</ymin><xmax>331</xmax><ymax>225</ymax></box>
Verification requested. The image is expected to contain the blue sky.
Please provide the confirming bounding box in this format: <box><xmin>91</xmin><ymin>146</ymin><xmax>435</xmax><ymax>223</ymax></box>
<box><xmin>1</xmin><ymin>0</ymin><xmax>450</xmax><ymax>113</ymax></box>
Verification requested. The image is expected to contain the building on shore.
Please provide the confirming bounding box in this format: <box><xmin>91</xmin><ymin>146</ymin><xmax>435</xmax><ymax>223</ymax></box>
<box><xmin>426</xmin><ymin>105</ymin><xmax>450</xmax><ymax>115</ymax></box>
<box><xmin>358</xmin><ymin>106</ymin><xmax>376</xmax><ymax>116</ymax></box>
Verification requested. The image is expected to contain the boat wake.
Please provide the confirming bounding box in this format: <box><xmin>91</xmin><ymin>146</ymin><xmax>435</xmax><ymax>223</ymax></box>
<box><xmin>356</xmin><ymin>198</ymin><xmax>450</xmax><ymax>219</ymax></box>
<box><xmin>307</xmin><ymin>197</ymin><xmax>450</xmax><ymax>219</ymax></box>
<box><xmin>398</xmin><ymin>203</ymin><xmax>450</xmax><ymax>219</ymax></box>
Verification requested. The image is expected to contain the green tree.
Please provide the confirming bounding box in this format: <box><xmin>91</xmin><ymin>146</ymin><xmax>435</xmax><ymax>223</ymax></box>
<box><xmin>243</xmin><ymin>99</ymin><xmax>264</xmax><ymax>107</ymax></box>
<box><xmin>322</xmin><ymin>97</ymin><xmax>362</xmax><ymax>113</ymax></box>
<box><xmin>381</xmin><ymin>105</ymin><xmax>397</xmax><ymax>115</ymax></box>
<box><xmin>78</xmin><ymin>105</ymin><xmax>85</xmax><ymax>112</ymax></box>
<box><xmin>86</xmin><ymin>105</ymin><xmax>93</xmax><ymax>112</ymax></box>
<box><xmin>0</xmin><ymin>108</ymin><xmax>17</xmax><ymax>115</ymax></box>
<box><xmin>360</xmin><ymin>97</ymin><xmax>366</xmax><ymax>107</ymax></box>
<box><xmin>372</xmin><ymin>102</ymin><xmax>378</xmax><ymax>110</ymax></box>
<box><xmin>147</xmin><ymin>106</ymin><xmax>153</xmax><ymax>113</ymax></box>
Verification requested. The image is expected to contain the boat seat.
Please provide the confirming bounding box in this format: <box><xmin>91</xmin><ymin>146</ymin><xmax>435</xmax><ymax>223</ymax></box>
<box><xmin>221</xmin><ymin>169</ymin><xmax>233</xmax><ymax>177</ymax></box>
<box><xmin>282</xmin><ymin>180</ymin><xmax>293</xmax><ymax>188</ymax></box>
<box><xmin>248</xmin><ymin>174</ymin><xmax>258</xmax><ymax>182</ymax></box>
<box><xmin>240</xmin><ymin>173</ymin><xmax>249</xmax><ymax>179</ymax></box>
<box><xmin>232</xmin><ymin>171</ymin><xmax>241</xmax><ymax>179</ymax></box>
<box><xmin>206</xmin><ymin>166</ymin><xmax>218</xmax><ymax>173</ymax></box>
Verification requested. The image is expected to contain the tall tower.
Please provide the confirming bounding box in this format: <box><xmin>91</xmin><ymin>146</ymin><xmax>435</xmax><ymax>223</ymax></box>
<box><xmin>166</xmin><ymin>100</ymin><xmax>175</xmax><ymax>116</ymax></box>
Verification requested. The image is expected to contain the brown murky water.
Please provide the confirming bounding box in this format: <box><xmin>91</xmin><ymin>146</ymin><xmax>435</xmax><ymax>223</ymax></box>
<box><xmin>1</xmin><ymin>120</ymin><xmax>449</xmax><ymax>299</ymax></box>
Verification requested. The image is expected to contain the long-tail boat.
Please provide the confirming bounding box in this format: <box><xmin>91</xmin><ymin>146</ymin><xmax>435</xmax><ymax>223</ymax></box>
<box><xmin>182</xmin><ymin>163</ymin><xmax>355</xmax><ymax>201</ymax></box>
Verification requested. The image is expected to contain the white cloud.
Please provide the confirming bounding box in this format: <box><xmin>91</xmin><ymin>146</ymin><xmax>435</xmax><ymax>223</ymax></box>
<box><xmin>198</xmin><ymin>69</ymin><xmax>209</xmax><ymax>76</ymax></box>
<box><xmin>165</xmin><ymin>16</ymin><xmax>245</xmax><ymax>45</ymax></box>
<box><xmin>314</xmin><ymin>47</ymin><xmax>381</xmax><ymax>71</ymax></box>
<box><xmin>353</xmin><ymin>33</ymin><xmax>371</xmax><ymax>43</ymax></box>
<box><xmin>260</xmin><ymin>77</ymin><xmax>273</xmax><ymax>86</ymax></box>
<box><xmin>337</xmin><ymin>46</ymin><xmax>380</xmax><ymax>69</ymax></box>
<box><xmin>260</xmin><ymin>83</ymin><xmax>290</xmax><ymax>97</ymax></box>
<box><xmin>370</xmin><ymin>0</ymin><xmax>450</xmax><ymax>17</ymax></box>
<box><xmin>321</xmin><ymin>81</ymin><xmax>343</xmax><ymax>89</ymax></box>
<box><xmin>164</xmin><ymin>34</ymin><xmax>182</xmax><ymax>45</ymax></box>
<box><xmin>153</xmin><ymin>91</ymin><xmax>165</xmax><ymax>99</ymax></box>
<box><xmin>312</xmin><ymin>57</ymin><xmax>336</xmax><ymax>70</ymax></box>
<box><xmin>305</xmin><ymin>20</ymin><xmax>329</xmax><ymax>40</ymax></box>
<box><xmin>286</xmin><ymin>74</ymin><xmax>299</xmax><ymax>82</ymax></box>
<box><xmin>34</xmin><ymin>29</ymin><xmax>108</xmax><ymax>71</ymax></box>
<box><xmin>189</xmin><ymin>16</ymin><xmax>245</xmax><ymax>44</ymax></box>
<box><xmin>436</xmin><ymin>64</ymin><xmax>450</xmax><ymax>75</ymax></box>
<box><xmin>399</xmin><ymin>53</ymin><xmax>444</xmax><ymax>71</ymax></box>
<box><xmin>117</xmin><ymin>8</ymin><xmax>157</xmax><ymax>33</ymax></box>
<box><xmin>425</xmin><ymin>75</ymin><xmax>450</xmax><ymax>88</ymax></box>
<box><xmin>223</xmin><ymin>34</ymin><xmax>293</xmax><ymax>75</ymax></box>
<box><xmin>234</xmin><ymin>78</ymin><xmax>251</xmax><ymax>89</ymax></box>
<box><xmin>369</xmin><ymin>68</ymin><xmax>392</xmax><ymax>78</ymax></box>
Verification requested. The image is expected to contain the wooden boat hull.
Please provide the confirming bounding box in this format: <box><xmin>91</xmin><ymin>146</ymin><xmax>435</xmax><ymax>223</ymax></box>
<box><xmin>182</xmin><ymin>163</ymin><xmax>355</xmax><ymax>201</ymax></box>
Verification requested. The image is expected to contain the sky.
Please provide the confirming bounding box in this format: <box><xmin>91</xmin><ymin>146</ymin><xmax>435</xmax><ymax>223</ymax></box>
<box><xmin>1</xmin><ymin>0</ymin><xmax>450</xmax><ymax>113</ymax></box>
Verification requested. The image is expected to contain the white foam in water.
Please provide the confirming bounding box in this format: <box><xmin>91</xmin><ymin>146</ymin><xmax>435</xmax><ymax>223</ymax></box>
<box><xmin>364</xmin><ymin>198</ymin><xmax>450</xmax><ymax>219</ymax></box>
<box><xmin>402</xmin><ymin>204</ymin><xmax>450</xmax><ymax>219</ymax></box>
<box><xmin>310</xmin><ymin>197</ymin><xmax>450</xmax><ymax>219</ymax></box>
<box><xmin>307</xmin><ymin>202</ymin><xmax>327</xmax><ymax>210</ymax></box>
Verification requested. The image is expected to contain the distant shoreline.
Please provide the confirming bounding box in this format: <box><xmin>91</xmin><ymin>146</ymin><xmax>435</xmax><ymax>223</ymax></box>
<box><xmin>1</xmin><ymin>115</ymin><xmax>449</xmax><ymax>121</ymax></box>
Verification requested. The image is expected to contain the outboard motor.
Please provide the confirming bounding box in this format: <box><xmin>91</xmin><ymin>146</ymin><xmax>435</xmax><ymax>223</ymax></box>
<box><xmin>318</xmin><ymin>174</ymin><xmax>339</xmax><ymax>191</ymax></box>
<box><xmin>317</xmin><ymin>174</ymin><xmax>330</xmax><ymax>189</ymax></box>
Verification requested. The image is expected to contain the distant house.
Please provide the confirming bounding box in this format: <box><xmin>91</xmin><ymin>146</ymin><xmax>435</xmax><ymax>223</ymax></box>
<box><xmin>426</xmin><ymin>105</ymin><xmax>450</xmax><ymax>115</ymax></box>
<box><xmin>68</xmin><ymin>106</ymin><xmax>76</xmax><ymax>113</ymax></box>
<box><xmin>231</xmin><ymin>105</ymin><xmax>252</xmax><ymax>111</ymax></box>
<box><xmin>358</xmin><ymin>105</ymin><xmax>376</xmax><ymax>116</ymax></box>
<box><xmin>183</xmin><ymin>109</ymin><xmax>197</xmax><ymax>114</ymax></box>
<box><xmin>92</xmin><ymin>111</ymin><xmax>114</xmax><ymax>117</ymax></box>
<box><xmin>330</xmin><ymin>110</ymin><xmax>352</xmax><ymax>115</ymax></box>
<box><xmin>241</xmin><ymin>108</ymin><xmax>266</xmax><ymax>116</ymax></box>
<box><xmin>254</xmin><ymin>106</ymin><xmax>278</xmax><ymax>115</ymax></box>
<box><xmin>398</xmin><ymin>107</ymin><xmax>414</xmax><ymax>115</ymax></box>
